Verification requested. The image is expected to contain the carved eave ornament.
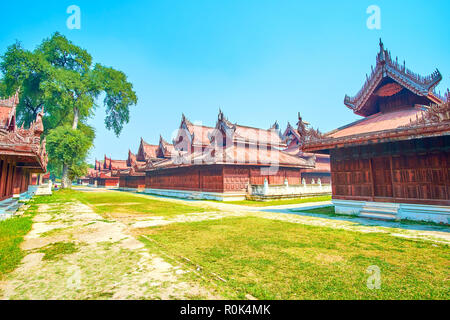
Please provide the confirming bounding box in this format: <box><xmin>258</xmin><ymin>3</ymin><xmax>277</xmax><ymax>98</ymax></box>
<box><xmin>344</xmin><ymin>39</ymin><xmax>443</xmax><ymax>116</ymax></box>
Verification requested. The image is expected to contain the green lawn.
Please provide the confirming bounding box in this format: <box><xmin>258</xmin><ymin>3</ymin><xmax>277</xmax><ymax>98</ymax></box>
<box><xmin>0</xmin><ymin>208</ymin><xmax>36</xmax><ymax>279</ymax></box>
<box><xmin>140</xmin><ymin>216</ymin><xmax>450</xmax><ymax>299</ymax></box>
<box><xmin>223</xmin><ymin>195</ymin><xmax>331</xmax><ymax>207</ymax></box>
<box><xmin>4</xmin><ymin>189</ymin><xmax>448</xmax><ymax>300</ymax></box>
<box><xmin>37</xmin><ymin>189</ymin><xmax>209</xmax><ymax>217</ymax></box>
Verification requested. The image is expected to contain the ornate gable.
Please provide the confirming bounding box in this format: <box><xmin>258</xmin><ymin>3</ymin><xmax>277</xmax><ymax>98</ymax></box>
<box><xmin>136</xmin><ymin>137</ymin><xmax>158</xmax><ymax>161</ymax></box>
<box><xmin>214</xmin><ymin>110</ymin><xmax>284</xmax><ymax>148</ymax></box>
<box><xmin>127</xmin><ymin>150</ymin><xmax>136</xmax><ymax>167</ymax></box>
<box><xmin>344</xmin><ymin>39</ymin><xmax>443</xmax><ymax>117</ymax></box>
<box><xmin>0</xmin><ymin>92</ymin><xmax>47</xmax><ymax>172</ymax></box>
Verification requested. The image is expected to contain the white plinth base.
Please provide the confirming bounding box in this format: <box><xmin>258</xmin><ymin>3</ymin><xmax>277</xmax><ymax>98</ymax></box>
<box><xmin>143</xmin><ymin>188</ymin><xmax>246</xmax><ymax>201</ymax></box>
<box><xmin>333</xmin><ymin>199</ymin><xmax>450</xmax><ymax>224</ymax></box>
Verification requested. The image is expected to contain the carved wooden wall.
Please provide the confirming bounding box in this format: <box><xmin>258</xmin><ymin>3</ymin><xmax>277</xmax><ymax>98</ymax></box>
<box><xmin>144</xmin><ymin>165</ymin><xmax>304</xmax><ymax>193</ymax></box>
<box><xmin>98</xmin><ymin>177</ymin><xmax>119</xmax><ymax>187</ymax></box>
<box><xmin>120</xmin><ymin>175</ymin><xmax>145</xmax><ymax>189</ymax></box>
<box><xmin>330</xmin><ymin>136</ymin><xmax>449</xmax><ymax>205</ymax></box>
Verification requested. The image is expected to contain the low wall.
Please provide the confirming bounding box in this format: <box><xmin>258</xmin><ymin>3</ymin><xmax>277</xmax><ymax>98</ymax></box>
<box><xmin>143</xmin><ymin>188</ymin><xmax>246</xmax><ymax>201</ymax></box>
<box><xmin>333</xmin><ymin>199</ymin><xmax>450</xmax><ymax>224</ymax></box>
<box><xmin>34</xmin><ymin>182</ymin><xmax>53</xmax><ymax>196</ymax></box>
<box><xmin>249</xmin><ymin>183</ymin><xmax>331</xmax><ymax>200</ymax></box>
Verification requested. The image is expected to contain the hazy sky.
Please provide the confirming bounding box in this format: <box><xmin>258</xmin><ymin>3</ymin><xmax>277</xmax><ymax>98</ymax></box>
<box><xmin>1</xmin><ymin>0</ymin><xmax>449</xmax><ymax>163</ymax></box>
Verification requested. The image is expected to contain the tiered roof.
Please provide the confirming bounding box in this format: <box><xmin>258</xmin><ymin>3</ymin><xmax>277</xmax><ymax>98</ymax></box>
<box><xmin>126</xmin><ymin>150</ymin><xmax>137</xmax><ymax>167</ymax></box>
<box><xmin>136</xmin><ymin>138</ymin><xmax>159</xmax><ymax>161</ymax></box>
<box><xmin>157</xmin><ymin>135</ymin><xmax>175</xmax><ymax>158</ymax></box>
<box><xmin>174</xmin><ymin>114</ymin><xmax>215</xmax><ymax>150</ymax></box>
<box><xmin>142</xmin><ymin>110</ymin><xmax>314</xmax><ymax>171</ymax></box>
<box><xmin>281</xmin><ymin>113</ymin><xmax>330</xmax><ymax>173</ymax></box>
<box><xmin>0</xmin><ymin>90</ymin><xmax>47</xmax><ymax>172</ymax></box>
<box><xmin>304</xmin><ymin>40</ymin><xmax>449</xmax><ymax>153</ymax></box>
<box><xmin>214</xmin><ymin>110</ymin><xmax>284</xmax><ymax>148</ymax></box>
<box><xmin>344</xmin><ymin>39</ymin><xmax>442</xmax><ymax>117</ymax></box>
<box><xmin>0</xmin><ymin>89</ymin><xmax>19</xmax><ymax>131</ymax></box>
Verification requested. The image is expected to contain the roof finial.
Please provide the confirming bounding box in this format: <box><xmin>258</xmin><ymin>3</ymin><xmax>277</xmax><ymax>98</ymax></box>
<box><xmin>379</xmin><ymin>38</ymin><xmax>384</xmax><ymax>52</ymax></box>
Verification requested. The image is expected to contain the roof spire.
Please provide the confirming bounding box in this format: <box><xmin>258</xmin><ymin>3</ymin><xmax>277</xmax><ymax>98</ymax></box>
<box><xmin>270</xmin><ymin>121</ymin><xmax>279</xmax><ymax>130</ymax></box>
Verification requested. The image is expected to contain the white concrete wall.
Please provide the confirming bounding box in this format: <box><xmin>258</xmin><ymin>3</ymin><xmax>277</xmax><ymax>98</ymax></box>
<box><xmin>251</xmin><ymin>184</ymin><xmax>331</xmax><ymax>197</ymax></box>
<box><xmin>333</xmin><ymin>199</ymin><xmax>450</xmax><ymax>224</ymax></box>
<box><xmin>142</xmin><ymin>188</ymin><xmax>246</xmax><ymax>201</ymax></box>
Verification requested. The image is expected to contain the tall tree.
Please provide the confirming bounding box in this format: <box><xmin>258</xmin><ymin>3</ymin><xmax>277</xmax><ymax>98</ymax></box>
<box><xmin>0</xmin><ymin>32</ymin><xmax>137</xmax><ymax>187</ymax></box>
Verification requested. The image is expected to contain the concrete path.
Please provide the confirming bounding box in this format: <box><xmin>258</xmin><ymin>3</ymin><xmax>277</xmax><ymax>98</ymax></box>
<box><xmin>0</xmin><ymin>199</ymin><xmax>220</xmax><ymax>300</ymax></box>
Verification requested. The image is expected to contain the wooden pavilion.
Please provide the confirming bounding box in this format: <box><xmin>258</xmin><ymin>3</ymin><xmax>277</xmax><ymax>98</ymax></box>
<box><xmin>304</xmin><ymin>40</ymin><xmax>449</xmax><ymax>223</ymax></box>
<box><xmin>0</xmin><ymin>90</ymin><xmax>48</xmax><ymax>202</ymax></box>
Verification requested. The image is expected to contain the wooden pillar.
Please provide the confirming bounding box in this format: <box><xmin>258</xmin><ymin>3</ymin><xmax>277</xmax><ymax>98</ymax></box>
<box><xmin>369</xmin><ymin>158</ymin><xmax>375</xmax><ymax>201</ymax></box>
<box><xmin>389</xmin><ymin>156</ymin><xmax>396</xmax><ymax>199</ymax></box>
<box><xmin>0</xmin><ymin>160</ymin><xmax>5</xmax><ymax>198</ymax></box>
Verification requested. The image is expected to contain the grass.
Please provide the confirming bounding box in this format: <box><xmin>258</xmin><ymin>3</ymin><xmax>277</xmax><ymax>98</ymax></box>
<box><xmin>298</xmin><ymin>206</ymin><xmax>337</xmax><ymax>215</ymax></box>
<box><xmin>39</xmin><ymin>242</ymin><xmax>79</xmax><ymax>260</ymax></box>
<box><xmin>140</xmin><ymin>216</ymin><xmax>450</xmax><ymax>299</ymax></box>
<box><xmin>222</xmin><ymin>195</ymin><xmax>332</xmax><ymax>207</ymax></box>
<box><xmin>34</xmin><ymin>189</ymin><xmax>208</xmax><ymax>218</ymax></box>
<box><xmin>6</xmin><ymin>188</ymin><xmax>447</xmax><ymax>300</ymax></box>
<box><xmin>0</xmin><ymin>207</ymin><xmax>36</xmax><ymax>279</ymax></box>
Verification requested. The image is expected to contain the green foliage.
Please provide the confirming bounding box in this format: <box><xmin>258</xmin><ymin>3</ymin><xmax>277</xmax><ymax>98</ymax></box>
<box><xmin>94</xmin><ymin>64</ymin><xmax>137</xmax><ymax>136</ymax></box>
<box><xmin>47</xmin><ymin>126</ymin><xmax>92</xmax><ymax>166</ymax></box>
<box><xmin>0</xmin><ymin>32</ymin><xmax>138</xmax><ymax>183</ymax></box>
<box><xmin>68</xmin><ymin>162</ymin><xmax>89</xmax><ymax>180</ymax></box>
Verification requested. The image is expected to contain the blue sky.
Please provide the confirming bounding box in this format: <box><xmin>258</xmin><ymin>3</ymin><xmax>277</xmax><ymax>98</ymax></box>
<box><xmin>1</xmin><ymin>0</ymin><xmax>449</xmax><ymax>163</ymax></box>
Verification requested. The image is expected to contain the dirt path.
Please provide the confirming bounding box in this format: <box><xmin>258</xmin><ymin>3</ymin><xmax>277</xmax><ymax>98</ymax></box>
<box><xmin>0</xmin><ymin>200</ymin><xmax>220</xmax><ymax>300</ymax></box>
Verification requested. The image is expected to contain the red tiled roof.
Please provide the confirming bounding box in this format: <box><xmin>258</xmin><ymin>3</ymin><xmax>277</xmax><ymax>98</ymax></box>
<box><xmin>327</xmin><ymin>106</ymin><xmax>424</xmax><ymax>139</ymax></box>
<box><xmin>146</xmin><ymin>144</ymin><xmax>314</xmax><ymax>171</ymax></box>
<box><xmin>233</xmin><ymin>124</ymin><xmax>283</xmax><ymax>147</ymax></box>
<box><xmin>304</xmin><ymin>102</ymin><xmax>450</xmax><ymax>153</ymax></box>
<box><xmin>110</xmin><ymin>159</ymin><xmax>128</xmax><ymax>170</ymax></box>
<box><xmin>187</xmin><ymin>123</ymin><xmax>214</xmax><ymax>146</ymax></box>
<box><xmin>143</xmin><ymin>141</ymin><xmax>159</xmax><ymax>158</ymax></box>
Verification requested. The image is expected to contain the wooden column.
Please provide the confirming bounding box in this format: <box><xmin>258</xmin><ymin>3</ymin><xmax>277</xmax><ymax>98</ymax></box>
<box><xmin>369</xmin><ymin>158</ymin><xmax>375</xmax><ymax>201</ymax></box>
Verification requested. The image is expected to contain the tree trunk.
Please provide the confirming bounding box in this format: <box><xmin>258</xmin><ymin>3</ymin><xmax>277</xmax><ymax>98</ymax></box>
<box><xmin>61</xmin><ymin>163</ymin><xmax>71</xmax><ymax>189</ymax></box>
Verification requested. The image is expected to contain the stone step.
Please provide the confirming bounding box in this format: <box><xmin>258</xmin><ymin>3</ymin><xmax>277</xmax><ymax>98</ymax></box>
<box><xmin>360</xmin><ymin>211</ymin><xmax>397</xmax><ymax>221</ymax></box>
<box><xmin>0</xmin><ymin>198</ymin><xmax>21</xmax><ymax>217</ymax></box>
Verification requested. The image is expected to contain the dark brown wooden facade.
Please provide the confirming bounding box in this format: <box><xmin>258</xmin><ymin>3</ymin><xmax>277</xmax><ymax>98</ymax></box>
<box><xmin>143</xmin><ymin>165</ymin><xmax>303</xmax><ymax>193</ymax></box>
<box><xmin>304</xmin><ymin>40</ymin><xmax>449</xmax><ymax>210</ymax></box>
<box><xmin>329</xmin><ymin>136</ymin><xmax>449</xmax><ymax>206</ymax></box>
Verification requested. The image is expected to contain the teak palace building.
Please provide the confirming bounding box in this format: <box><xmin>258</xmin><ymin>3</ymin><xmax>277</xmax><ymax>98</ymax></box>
<box><xmin>85</xmin><ymin>111</ymin><xmax>331</xmax><ymax>201</ymax></box>
<box><xmin>0</xmin><ymin>90</ymin><xmax>48</xmax><ymax>206</ymax></box>
<box><xmin>304</xmin><ymin>40</ymin><xmax>449</xmax><ymax>223</ymax></box>
<box><xmin>84</xmin><ymin>40</ymin><xmax>448</xmax><ymax>224</ymax></box>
